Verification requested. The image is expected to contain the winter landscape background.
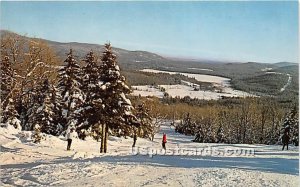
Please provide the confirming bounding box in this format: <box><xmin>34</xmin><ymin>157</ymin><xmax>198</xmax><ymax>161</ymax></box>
<box><xmin>1</xmin><ymin>1</ymin><xmax>299</xmax><ymax>187</ymax></box>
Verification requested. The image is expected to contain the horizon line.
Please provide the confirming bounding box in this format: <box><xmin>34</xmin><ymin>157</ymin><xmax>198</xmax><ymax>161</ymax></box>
<box><xmin>0</xmin><ymin>29</ymin><xmax>297</xmax><ymax>64</ymax></box>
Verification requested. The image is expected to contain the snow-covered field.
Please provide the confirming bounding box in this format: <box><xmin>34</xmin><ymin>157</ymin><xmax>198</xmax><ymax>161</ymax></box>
<box><xmin>131</xmin><ymin>85</ymin><xmax>165</xmax><ymax>98</ymax></box>
<box><xmin>1</xmin><ymin>124</ymin><xmax>299</xmax><ymax>187</ymax></box>
<box><xmin>187</xmin><ymin>68</ymin><xmax>214</xmax><ymax>72</ymax></box>
<box><xmin>140</xmin><ymin>69</ymin><xmax>228</xmax><ymax>85</ymax></box>
<box><xmin>132</xmin><ymin>69</ymin><xmax>253</xmax><ymax>100</ymax></box>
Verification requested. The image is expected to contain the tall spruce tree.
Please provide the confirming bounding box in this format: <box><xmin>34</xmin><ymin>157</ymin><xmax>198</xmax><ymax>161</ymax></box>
<box><xmin>99</xmin><ymin>43</ymin><xmax>138</xmax><ymax>153</ymax></box>
<box><xmin>27</xmin><ymin>79</ymin><xmax>51</xmax><ymax>131</ymax></box>
<box><xmin>38</xmin><ymin>94</ymin><xmax>56</xmax><ymax>134</ymax></box>
<box><xmin>135</xmin><ymin>103</ymin><xmax>153</xmax><ymax>140</ymax></box>
<box><xmin>77</xmin><ymin>51</ymin><xmax>104</xmax><ymax>130</ymax></box>
<box><xmin>57</xmin><ymin>49</ymin><xmax>84</xmax><ymax>132</ymax></box>
<box><xmin>48</xmin><ymin>84</ymin><xmax>63</xmax><ymax>134</ymax></box>
<box><xmin>282</xmin><ymin>106</ymin><xmax>299</xmax><ymax>146</ymax></box>
<box><xmin>1</xmin><ymin>55</ymin><xmax>17</xmax><ymax>113</ymax></box>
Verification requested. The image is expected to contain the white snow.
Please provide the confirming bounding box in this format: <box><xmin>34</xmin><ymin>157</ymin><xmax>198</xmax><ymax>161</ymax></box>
<box><xmin>280</xmin><ymin>74</ymin><xmax>292</xmax><ymax>92</ymax></box>
<box><xmin>0</xmin><ymin>123</ymin><xmax>298</xmax><ymax>187</ymax></box>
<box><xmin>160</xmin><ymin>84</ymin><xmax>251</xmax><ymax>100</ymax></box>
<box><xmin>187</xmin><ymin>68</ymin><xmax>214</xmax><ymax>72</ymax></box>
<box><xmin>26</xmin><ymin>62</ymin><xmax>45</xmax><ymax>77</ymax></box>
<box><xmin>264</xmin><ymin>72</ymin><xmax>292</xmax><ymax>92</ymax></box>
<box><xmin>261</xmin><ymin>68</ymin><xmax>273</xmax><ymax>72</ymax></box>
<box><xmin>132</xmin><ymin>85</ymin><xmax>165</xmax><ymax>98</ymax></box>
<box><xmin>141</xmin><ymin>69</ymin><xmax>228</xmax><ymax>85</ymax></box>
<box><xmin>265</xmin><ymin>72</ymin><xmax>282</xmax><ymax>75</ymax></box>
<box><xmin>120</xmin><ymin>93</ymin><xmax>132</xmax><ymax>105</ymax></box>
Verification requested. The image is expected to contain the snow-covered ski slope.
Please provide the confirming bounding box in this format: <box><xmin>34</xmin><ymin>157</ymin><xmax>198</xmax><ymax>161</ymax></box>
<box><xmin>0</xmin><ymin>124</ymin><xmax>299</xmax><ymax>187</ymax></box>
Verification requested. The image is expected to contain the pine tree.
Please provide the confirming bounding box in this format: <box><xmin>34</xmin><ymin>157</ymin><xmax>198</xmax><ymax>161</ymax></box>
<box><xmin>49</xmin><ymin>84</ymin><xmax>63</xmax><ymax>134</ymax></box>
<box><xmin>27</xmin><ymin>79</ymin><xmax>51</xmax><ymax>131</ymax></box>
<box><xmin>81</xmin><ymin>51</ymin><xmax>100</xmax><ymax>102</ymax></box>
<box><xmin>282</xmin><ymin>106</ymin><xmax>299</xmax><ymax>146</ymax></box>
<box><xmin>178</xmin><ymin>113</ymin><xmax>195</xmax><ymax>135</ymax></box>
<box><xmin>77</xmin><ymin>51</ymin><xmax>103</xmax><ymax>130</ymax></box>
<box><xmin>216</xmin><ymin>125</ymin><xmax>225</xmax><ymax>143</ymax></box>
<box><xmin>1</xmin><ymin>98</ymin><xmax>21</xmax><ymax>129</ymax></box>
<box><xmin>34</xmin><ymin>93</ymin><xmax>59</xmax><ymax>135</ymax></box>
<box><xmin>32</xmin><ymin>124</ymin><xmax>42</xmax><ymax>143</ymax></box>
<box><xmin>99</xmin><ymin>43</ymin><xmax>137</xmax><ymax>153</ymax></box>
<box><xmin>1</xmin><ymin>55</ymin><xmax>17</xmax><ymax>112</ymax></box>
<box><xmin>135</xmin><ymin>103</ymin><xmax>153</xmax><ymax>140</ymax></box>
<box><xmin>57</xmin><ymin>49</ymin><xmax>84</xmax><ymax>132</ymax></box>
<box><xmin>1</xmin><ymin>55</ymin><xmax>19</xmax><ymax>128</ymax></box>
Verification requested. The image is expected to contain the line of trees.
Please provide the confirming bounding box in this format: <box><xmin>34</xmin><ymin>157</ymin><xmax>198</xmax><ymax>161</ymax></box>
<box><xmin>132</xmin><ymin>96</ymin><xmax>298</xmax><ymax>145</ymax></box>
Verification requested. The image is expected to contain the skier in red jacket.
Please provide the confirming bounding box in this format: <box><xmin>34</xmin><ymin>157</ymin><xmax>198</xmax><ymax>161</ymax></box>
<box><xmin>162</xmin><ymin>133</ymin><xmax>167</xmax><ymax>150</ymax></box>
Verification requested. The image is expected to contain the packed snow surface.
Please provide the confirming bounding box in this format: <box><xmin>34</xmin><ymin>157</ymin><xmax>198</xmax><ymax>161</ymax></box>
<box><xmin>280</xmin><ymin>74</ymin><xmax>292</xmax><ymax>92</ymax></box>
<box><xmin>0</xmin><ymin>123</ymin><xmax>298</xmax><ymax>187</ymax></box>
<box><xmin>264</xmin><ymin>72</ymin><xmax>292</xmax><ymax>92</ymax></box>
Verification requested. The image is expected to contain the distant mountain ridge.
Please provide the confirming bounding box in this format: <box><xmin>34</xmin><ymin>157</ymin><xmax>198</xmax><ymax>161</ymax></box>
<box><xmin>273</xmin><ymin>62</ymin><xmax>298</xmax><ymax>68</ymax></box>
<box><xmin>0</xmin><ymin>30</ymin><xmax>170</xmax><ymax>70</ymax></box>
<box><xmin>1</xmin><ymin>30</ymin><xmax>298</xmax><ymax>98</ymax></box>
<box><xmin>0</xmin><ymin>30</ymin><xmax>297</xmax><ymax>71</ymax></box>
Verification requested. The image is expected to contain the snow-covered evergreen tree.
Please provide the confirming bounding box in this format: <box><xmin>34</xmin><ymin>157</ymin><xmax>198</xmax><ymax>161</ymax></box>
<box><xmin>34</xmin><ymin>93</ymin><xmax>59</xmax><ymax>135</ymax></box>
<box><xmin>1</xmin><ymin>55</ymin><xmax>18</xmax><ymax>128</ymax></box>
<box><xmin>77</xmin><ymin>51</ymin><xmax>103</xmax><ymax>130</ymax></box>
<box><xmin>1</xmin><ymin>98</ymin><xmax>21</xmax><ymax>130</ymax></box>
<box><xmin>135</xmin><ymin>103</ymin><xmax>152</xmax><ymax>139</ymax></box>
<box><xmin>281</xmin><ymin>106</ymin><xmax>299</xmax><ymax>146</ymax></box>
<box><xmin>99</xmin><ymin>43</ymin><xmax>138</xmax><ymax>153</ymax></box>
<box><xmin>48</xmin><ymin>84</ymin><xmax>63</xmax><ymax>134</ymax></box>
<box><xmin>177</xmin><ymin>113</ymin><xmax>195</xmax><ymax>135</ymax></box>
<box><xmin>193</xmin><ymin>124</ymin><xmax>204</xmax><ymax>143</ymax></box>
<box><xmin>32</xmin><ymin>124</ymin><xmax>42</xmax><ymax>143</ymax></box>
<box><xmin>57</xmin><ymin>49</ymin><xmax>84</xmax><ymax>131</ymax></box>
<box><xmin>81</xmin><ymin>51</ymin><xmax>100</xmax><ymax>101</ymax></box>
<box><xmin>27</xmin><ymin>79</ymin><xmax>62</xmax><ymax>135</ymax></box>
<box><xmin>27</xmin><ymin>79</ymin><xmax>51</xmax><ymax>131</ymax></box>
<box><xmin>1</xmin><ymin>55</ymin><xmax>16</xmax><ymax>103</ymax></box>
<box><xmin>216</xmin><ymin>125</ymin><xmax>225</xmax><ymax>143</ymax></box>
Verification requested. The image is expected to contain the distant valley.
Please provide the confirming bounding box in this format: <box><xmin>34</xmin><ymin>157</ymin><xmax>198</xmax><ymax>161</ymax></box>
<box><xmin>1</xmin><ymin>30</ymin><xmax>298</xmax><ymax>100</ymax></box>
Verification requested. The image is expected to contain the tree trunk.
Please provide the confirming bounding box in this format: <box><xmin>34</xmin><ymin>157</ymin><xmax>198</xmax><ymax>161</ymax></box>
<box><xmin>104</xmin><ymin>124</ymin><xmax>109</xmax><ymax>153</ymax></box>
<box><xmin>100</xmin><ymin>123</ymin><xmax>105</xmax><ymax>153</ymax></box>
<box><xmin>261</xmin><ymin>112</ymin><xmax>266</xmax><ymax>144</ymax></box>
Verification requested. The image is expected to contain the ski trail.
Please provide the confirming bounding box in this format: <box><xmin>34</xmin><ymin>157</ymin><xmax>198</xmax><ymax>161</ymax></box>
<box><xmin>1</xmin><ymin>124</ymin><xmax>299</xmax><ymax>187</ymax></box>
<box><xmin>280</xmin><ymin>74</ymin><xmax>292</xmax><ymax>92</ymax></box>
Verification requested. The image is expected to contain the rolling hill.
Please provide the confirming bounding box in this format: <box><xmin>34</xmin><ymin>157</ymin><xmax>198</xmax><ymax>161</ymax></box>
<box><xmin>1</xmin><ymin>30</ymin><xmax>298</xmax><ymax>99</ymax></box>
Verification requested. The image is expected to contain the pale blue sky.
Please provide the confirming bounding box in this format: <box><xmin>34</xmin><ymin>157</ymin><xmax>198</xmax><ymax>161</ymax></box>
<box><xmin>1</xmin><ymin>1</ymin><xmax>298</xmax><ymax>63</ymax></box>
